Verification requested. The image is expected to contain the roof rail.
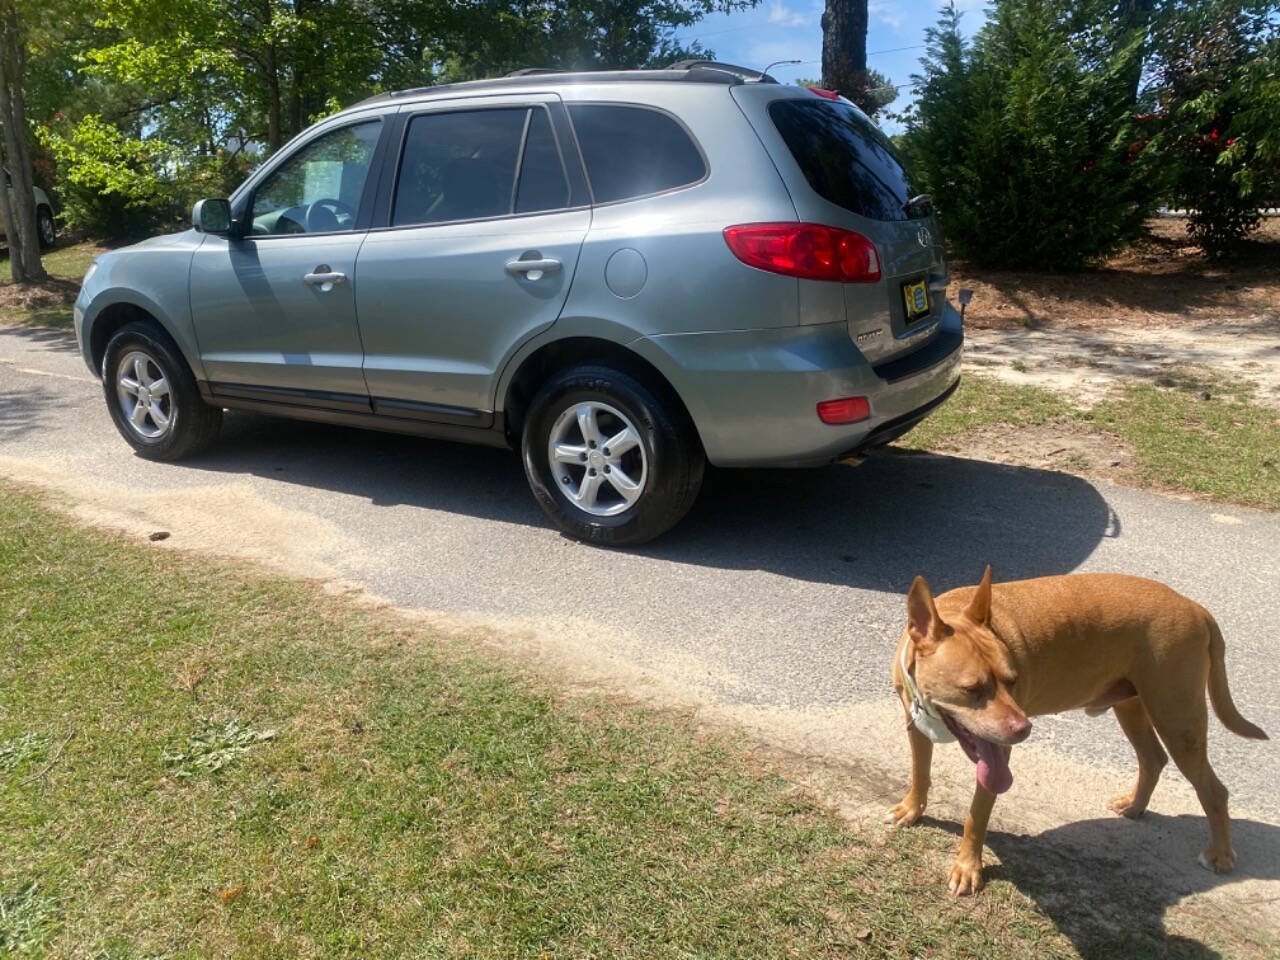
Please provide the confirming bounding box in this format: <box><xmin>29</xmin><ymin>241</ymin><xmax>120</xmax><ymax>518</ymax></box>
<box><xmin>666</xmin><ymin>59</ymin><xmax>778</xmax><ymax>83</ymax></box>
<box><xmin>347</xmin><ymin>66</ymin><xmax>744</xmax><ymax>111</ymax></box>
<box><xmin>505</xmin><ymin>68</ymin><xmax>565</xmax><ymax>77</ymax></box>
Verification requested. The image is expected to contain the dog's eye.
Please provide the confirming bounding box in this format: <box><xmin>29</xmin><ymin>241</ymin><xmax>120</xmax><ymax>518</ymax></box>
<box><xmin>964</xmin><ymin>682</ymin><xmax>986</xmax><ymax>697</ymax></box>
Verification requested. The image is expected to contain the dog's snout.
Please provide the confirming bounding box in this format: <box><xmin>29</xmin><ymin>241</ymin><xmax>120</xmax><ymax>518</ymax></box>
<box><xmin>1007</xmin><ymin>715</ymin><xmax>1032</xmax><ymax>743</ymax></box>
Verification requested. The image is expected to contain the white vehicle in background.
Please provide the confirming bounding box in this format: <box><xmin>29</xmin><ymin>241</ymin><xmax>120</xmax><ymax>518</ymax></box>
<box><xmin>3</xmin><ymin>168</ymin><xmax>56</xmax><ymax>249</ymax></box>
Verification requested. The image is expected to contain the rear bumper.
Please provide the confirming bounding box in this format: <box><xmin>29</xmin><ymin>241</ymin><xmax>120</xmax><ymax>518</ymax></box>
<box><xmin>630</xmin><ymin>305</ymin><xmax>963</xmax><ymax>467</ymax></box>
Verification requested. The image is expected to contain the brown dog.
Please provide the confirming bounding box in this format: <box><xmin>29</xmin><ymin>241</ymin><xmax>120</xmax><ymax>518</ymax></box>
<box><xmin>887</xmin><ymin>568</ymin><xmax>1268</xmax><ymax>895</ymax></box>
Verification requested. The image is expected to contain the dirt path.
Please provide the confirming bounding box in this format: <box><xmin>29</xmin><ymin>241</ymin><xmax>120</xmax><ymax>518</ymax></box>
<box><xmin>965</xmin><ymin>320</ymin><xmax>1280</xmax><ymax>409</ymax></box>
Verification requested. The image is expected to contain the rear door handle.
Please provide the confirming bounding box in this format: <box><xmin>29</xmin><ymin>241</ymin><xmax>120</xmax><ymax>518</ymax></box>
<box><xmin>304</xmin><ymin>266</ymin><xmax>347</xmax><ymax>290</ymax></box>
<box><xmin>505</xmin><ymin>258</ymin><xmax>562</xmax><ymax>280</ymax></box>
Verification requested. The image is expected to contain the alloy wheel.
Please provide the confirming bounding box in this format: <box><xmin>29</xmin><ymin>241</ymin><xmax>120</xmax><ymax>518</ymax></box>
<box><xmin>546</xmin><ymin>400</ymin><xmax>648</xmax><ymax>517</ymax></box>
<box><xmin>116</xmin><ymin>350</ymin><xmax>175</xmax><ymax>440</ymax></box>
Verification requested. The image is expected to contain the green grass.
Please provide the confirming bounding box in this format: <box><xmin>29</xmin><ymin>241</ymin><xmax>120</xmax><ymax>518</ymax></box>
<box><xmin>1087</xmin><ymin>376</ymin><xmax>1280</xmax><ymax>511</ymax></box>
<box><xmin>0</xmin><ymin>482</ymin><xmax>1075</xmax><ymax>959</ymax></box>
<box><xmin>2</xmin><ymin>241</ymin><xmax>101</xmax><ymax>282</ymax></box>
<box><xmin>901</xmin><ymin>376</ymin><xmax>1078</xmax><ymax>451</ymax></box>
<box><xmin>899</xmin><ymin>373</ymin><xmax>1280</xmax><ymax>511</ymax></box>
<box><xmin>0</xmin><ymin>239</ymin><xmax>103</xmax><ymax>330</ymax></box>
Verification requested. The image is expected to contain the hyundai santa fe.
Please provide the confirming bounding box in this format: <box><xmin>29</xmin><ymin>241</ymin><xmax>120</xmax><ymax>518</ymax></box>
<box><xmin>75</xmin><ymin>61</ymin><xmax>962</xmax><ymax>545</ymax></box>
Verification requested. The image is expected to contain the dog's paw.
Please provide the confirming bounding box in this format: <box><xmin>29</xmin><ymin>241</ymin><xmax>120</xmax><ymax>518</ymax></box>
<box><xmin>884</xmin><ymin>796</ymin><xmax>926</xmax><ymax>827</ymax></box>
<box><xmin>1107</xmin><ymin>792</ymin><xmax>1145</xmax><ymax>819</ymax></box>
<box><xmin>947</xmin><ymin>856</ymin><xmax>985</xmax><ymax>896</ymax></box>
<box><xmin>1197</xmin><ymin>847</ymin><xmax>1236</xmax><ymax>873</ymax></box>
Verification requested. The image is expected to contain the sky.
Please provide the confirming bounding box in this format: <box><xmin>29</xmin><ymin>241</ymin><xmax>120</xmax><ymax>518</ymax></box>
<box><xmin>670</xmin><ymin>0</ymin><xmax>990</xmax><ymax>132</ymax></box>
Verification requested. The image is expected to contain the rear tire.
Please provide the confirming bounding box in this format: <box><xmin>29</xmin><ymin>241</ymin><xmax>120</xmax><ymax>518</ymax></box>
<box><xmin>522</xmin><ymin>364</ymin><xmax>704</xmax><ymax>546</ymax></box>
<box><xmin>36</xmin><ymin>206</ymin><xmax>56</xmax><ymax>249</ymax></box>
<box><xmin>103</xmin><ymin>321</ymin><xmax>222</xmax><ymax>461</ymax></box>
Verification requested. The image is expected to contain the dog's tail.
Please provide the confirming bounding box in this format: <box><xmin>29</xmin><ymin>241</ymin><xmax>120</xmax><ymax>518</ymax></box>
<box><xmin>1206</xmin><ymin>613</ymin><xmax>1268</xmax><ymax>740</ymax></box>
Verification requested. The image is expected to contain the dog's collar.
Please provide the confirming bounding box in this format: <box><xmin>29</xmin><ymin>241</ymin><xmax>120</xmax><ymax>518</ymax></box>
<box><xmin>901</xmin><ymin>643</ymin><xmax>957</xmax><ymax>744</ymax></box>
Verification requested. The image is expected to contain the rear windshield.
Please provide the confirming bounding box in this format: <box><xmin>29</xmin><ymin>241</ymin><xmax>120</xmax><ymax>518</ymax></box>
<box><xmin>769</xmin><ymin>98</ymin><xmax>915</xmax><ymax>221</ymax></box>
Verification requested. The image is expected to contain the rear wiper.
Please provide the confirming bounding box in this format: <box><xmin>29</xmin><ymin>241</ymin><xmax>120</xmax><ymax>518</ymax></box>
<box><xmin>903</xmin><ymin>193</ymin><xmax>932</xmax><ymax>214</ymax></box>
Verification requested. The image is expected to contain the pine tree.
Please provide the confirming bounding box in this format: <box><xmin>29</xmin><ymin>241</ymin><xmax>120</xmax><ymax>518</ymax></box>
<box><xmin>902</xmin><ymin>1</ymin><xmax>1155</xmax><ymax>269</ymax></box>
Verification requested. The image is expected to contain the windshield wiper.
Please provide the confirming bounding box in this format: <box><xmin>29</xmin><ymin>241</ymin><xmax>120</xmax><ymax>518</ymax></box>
<box><xmin>903</xmin><ymin>193</ymin><xmax>932</xmax><ymax>214</ymax></box>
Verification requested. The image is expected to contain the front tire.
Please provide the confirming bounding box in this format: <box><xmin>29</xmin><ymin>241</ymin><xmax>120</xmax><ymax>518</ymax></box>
<box><xmin>103</xmin><ymin>321</ymin><xmax>222</xmax><ymax>461</ymax></box>
<box><xmin>522</xmin><ymin>364</ymin><xmax>704</xmax><ymax>546</ymax></box>
<box><xmin>36</xmin><ymin>206</ymin><xmax>56</xmax><ymax>249</ymax></box>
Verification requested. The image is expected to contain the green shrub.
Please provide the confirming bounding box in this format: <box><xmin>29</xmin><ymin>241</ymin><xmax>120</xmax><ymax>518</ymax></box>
<box><xmin>899</xmin><ymin>1</ymin><xmax>1156</xmax><ymax>270</ymax></box>
<box><xmin>38</xmin><ymin>115</ymin><xmax>217</xmax><ymax>238</ymax></box>
<box><xmin>1147</xmin><ymin>1</ymin><xmax>1280</xmax><ymax>256</ymax></box>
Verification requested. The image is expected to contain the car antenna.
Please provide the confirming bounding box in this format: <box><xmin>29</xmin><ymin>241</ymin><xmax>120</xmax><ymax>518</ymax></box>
<box><xmin>761</xmin><ymin>59</ymin><xmax>802</xmax><ymax>81</ymax></box>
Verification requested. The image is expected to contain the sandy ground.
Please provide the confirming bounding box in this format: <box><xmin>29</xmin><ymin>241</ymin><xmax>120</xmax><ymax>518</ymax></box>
<box><xmin>950</xmin><ymin>217</ymin><xmax>1280</xmax><ymax>331</ymax></box>
<box><xmin>965</xmin><ymin>320</ymin><xmax>1280</xmax><ymax>409</ymax></box>
<box><xmin>953</xmin><ymin>217</ymin><xmax>1280</xmax><ymax>414</ymax></box>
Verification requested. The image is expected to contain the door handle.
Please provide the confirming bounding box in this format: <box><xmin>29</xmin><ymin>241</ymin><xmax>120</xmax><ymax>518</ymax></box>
<box><xmin>304</xmin><ymin>266</ymin><xmax>347</xmax><ymax>290</ymax></box>
<box><xmin>505</xmin><ymin>257</ymin><xmax>562</xmax><ymax>280</ymax></box>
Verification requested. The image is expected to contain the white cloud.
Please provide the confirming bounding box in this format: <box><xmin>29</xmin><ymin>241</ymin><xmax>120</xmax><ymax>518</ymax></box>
<box><xmin>868</xmin><ymin>1</ymin><xmax>903</xmax><ymax>31</ymax></box>
<box><xmin>767</xmin><ymin>1</ymin><xmax>813</xmax><ymax>28</ymax></box>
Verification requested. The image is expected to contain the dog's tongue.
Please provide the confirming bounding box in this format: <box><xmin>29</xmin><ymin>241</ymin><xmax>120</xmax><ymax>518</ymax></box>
<box><xmin>975</xmin><ymin>738</ymin><xmax>1013</xmax><ymax>794</ymax></box>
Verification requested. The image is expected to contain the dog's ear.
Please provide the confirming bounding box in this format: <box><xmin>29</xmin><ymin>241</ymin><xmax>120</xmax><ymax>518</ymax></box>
<box><xmin>907</xmin><ymin>575</ymin><xmax>941</xmax><ymax>652</ymax></box>
<box><xmin>964</xmin><ymin>565</ymin><xmax>993</xmax><ymax>626</ymax></box>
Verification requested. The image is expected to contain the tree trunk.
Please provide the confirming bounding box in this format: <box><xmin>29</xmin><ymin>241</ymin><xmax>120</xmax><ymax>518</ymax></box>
<box><xmin>289</xmin><ymin>75</ymin><xmax>303</xmax><ymax>137</ymax></box>
<box><xmin>1120</xmin><ymin>0</ymin><xmax>1155</xmax><ymax>104</ymax></box>
<box><xmin>0</xmin><ymin>0</ymin><xmax>45</xmax><ymax>283</ymax></box>
<box><xmin>821</xmin><ymin>0</ymin><xmax>871</xmax><ymax>112</ymax></box>
<box><xmin>266</xmin><ymin>42</ymin><xmax>282</xmax><ymax>152</ymax></box>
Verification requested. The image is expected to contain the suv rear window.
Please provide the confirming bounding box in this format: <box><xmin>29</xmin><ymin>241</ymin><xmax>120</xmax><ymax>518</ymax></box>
<box><xmin>769</xmin><ymin>99</ymin><xmax>915</xmax><ymax>221</ymax></box>
<box><xmin>568</xmin><ymin>104</ymin><xmax>706</xmax><ymax>204</ymax></box>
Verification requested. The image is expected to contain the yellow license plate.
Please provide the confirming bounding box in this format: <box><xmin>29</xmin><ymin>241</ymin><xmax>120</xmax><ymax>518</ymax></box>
<box><xmin>903</xmin><ymin>279</ymin><xmax>930</xmax><ymax>321</ymax></box>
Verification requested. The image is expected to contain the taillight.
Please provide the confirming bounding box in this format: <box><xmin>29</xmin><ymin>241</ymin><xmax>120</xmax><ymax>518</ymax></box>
<box><xmin>806</xmin><ymin>86</ymin><xmax>842</xmax><ymax>100</ymax></box>
<box><xmin>817</xmin><ymin>396</ymin><xmax>870</xmax><ymax>425</ymax></box>
<box><xmin>723</xmin><ymin>223</ymin><xmax>881</xmax><ymax>283</ymax></box>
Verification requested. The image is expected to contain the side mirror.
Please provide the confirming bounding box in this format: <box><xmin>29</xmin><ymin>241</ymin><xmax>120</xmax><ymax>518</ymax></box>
<box><xmin>193</xmin><ymin>198</ymin><xmax>235</xmax><ymax>236</ymax></box>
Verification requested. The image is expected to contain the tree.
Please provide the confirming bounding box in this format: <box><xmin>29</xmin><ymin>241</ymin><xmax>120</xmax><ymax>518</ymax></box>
<box><xmin>36</xmin><ymin>0</ymin><xmax>758</xmax><ymax>242</ymax></box>
<box><xmin>86</xmin><ymin>0</ymin><xmax>384</xmax><ymax>155</ymax></box>
<box><xmin>1146</xmin><ymin>0</ymin><xmax>1280</xmax><ymax>254</ymax></box>
<box><xmin>899</xmin><ymin>1</ymin><xmax>1155</xmax><ymax>269</ymax></box>
<box><xmin>820</xmin><ymin>0</ymin><xmax>872</xmax><ymax>111</ymax></box>
<box><xmin>0</xmin><ymin>0</ymin><xmax>47</xmax><ymax>282</ymax></box>
<box><xmin>795</xmin><ymin>69</ymin><xmax>898</xmax><ymax>116</ymax></box>
<box><xmin>429</xmin><ymin>0</ymin><xmax>754</xmax><ymax>82</ymax></box>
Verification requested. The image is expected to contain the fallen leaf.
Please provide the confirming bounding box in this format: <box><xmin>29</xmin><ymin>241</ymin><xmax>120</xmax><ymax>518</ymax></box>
<box><xmin>305</xmin><ymin>835</ymin><xmax>319</xmax><ymax>849</ymax></box>
<box><xmin>148</xmin><ymin>531</ymin><xmax>171</xmax><ymax>542</ymax></box>
<box><xmin>218</xmin><ymin>884</ymin><xmax>245</xmax><ymax>904</ymax></box>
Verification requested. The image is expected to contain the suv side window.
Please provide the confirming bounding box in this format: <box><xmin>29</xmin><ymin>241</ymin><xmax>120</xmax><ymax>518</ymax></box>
<box><xmin>515</xmin><ymin>109</ymin><xmax>570</xmax><ymax>214</ymax></box>
<box><xmin>250</xmin><ymin>120</ymin><xmax>381</xmax><ymax>235</ymax></box>
<box><xmin>393</xmin><ymin>107</ymin><xmax>570</xmax><ymax>226</ymax></box>
<box><xmin>567</xmin><ymin>104</ymin><xmax>706</xmax><ymax>204</ymax></box>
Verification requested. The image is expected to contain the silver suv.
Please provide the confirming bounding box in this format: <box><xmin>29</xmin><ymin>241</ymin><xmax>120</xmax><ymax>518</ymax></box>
<box><xmin>75</xmin><ymin>63</ymin><xmax>961</xmax><ymax>545</ymax></box>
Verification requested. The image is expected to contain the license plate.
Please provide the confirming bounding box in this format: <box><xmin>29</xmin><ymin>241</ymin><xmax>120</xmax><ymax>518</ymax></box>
<box><xmin>903</xmin><ymin>279</ymin><xmax>930</xmax><ymax>321</ymax></box>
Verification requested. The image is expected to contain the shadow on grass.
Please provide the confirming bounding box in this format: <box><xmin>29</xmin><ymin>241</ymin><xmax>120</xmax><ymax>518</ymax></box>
<box><xmin>917</xmin><ymin>811</ymin><xmax>1280</xmax><ymax>960</ymax></box>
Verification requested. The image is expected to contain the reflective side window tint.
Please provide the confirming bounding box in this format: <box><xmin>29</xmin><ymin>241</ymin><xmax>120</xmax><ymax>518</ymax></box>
<box><xmin>567</xmin><ymin>104</ymin><xmax>706</xmax><ymax>204</ymax></box>
<box><xmin>393</xmin><ymin>109</ymin><xmax>527</xmax><ymax>226</ymax></box>
<box><xmin>250</xmin><ymin>120</ymin><xmax>381</xmax><ymax>235</ymax></box>
<box><xmin>515</xmin><ymin>109</ymin><xmax>570</xmax><ymax>214</ymax></box>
